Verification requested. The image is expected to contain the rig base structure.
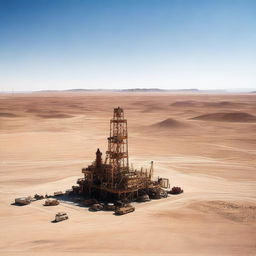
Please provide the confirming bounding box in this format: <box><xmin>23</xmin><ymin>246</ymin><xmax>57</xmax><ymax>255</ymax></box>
<box><xmin>75</xmin><ymin>107</ymin><xmax>170</xmax><ymax>203</ymax></box>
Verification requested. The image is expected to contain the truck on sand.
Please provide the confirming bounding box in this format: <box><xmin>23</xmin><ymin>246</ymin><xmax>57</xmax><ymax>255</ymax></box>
<box><xmin>14</xmin><ymin>196</ymin><xmax>32</xmax><ymax>205</ymax></box>
<box><xmin>44</xmin><ymin>199</ymin><xmax>59</xmax><ymax>206</ymax></box>
<box><xmin>115</xmin><ymin>205</ymin><xmax>135</xmax><ymax>215</ymax></box>
<box><xmin>54</xmin><ymin>212</ymin><xmax>68</xmax><ymax>222</ymax></box>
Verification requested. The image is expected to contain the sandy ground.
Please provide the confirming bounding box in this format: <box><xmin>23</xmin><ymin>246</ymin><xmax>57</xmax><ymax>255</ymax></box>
<box><xmin>0</xmin><ymin>92</ymin><xmax>255</xmax><ymax>255</ymax></box>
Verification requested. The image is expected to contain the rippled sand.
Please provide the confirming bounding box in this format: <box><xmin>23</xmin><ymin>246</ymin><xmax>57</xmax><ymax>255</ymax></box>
<box><xmin>0</xmin><ymin>92</ymin><xmax>255</xmax><ymax>255</ymax></box>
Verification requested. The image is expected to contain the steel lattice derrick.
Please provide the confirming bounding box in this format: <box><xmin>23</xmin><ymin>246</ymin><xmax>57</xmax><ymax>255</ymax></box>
<box><xmin>105</xmin><ymin>107</ymin><xmax>129</xmax><ymax>187</ymax></box>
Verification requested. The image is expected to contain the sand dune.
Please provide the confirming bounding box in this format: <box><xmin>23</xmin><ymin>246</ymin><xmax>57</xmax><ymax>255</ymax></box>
<box><xmin>171</xmin><ymin>100</ymin><xmax>199</xmax><ymax>107</ymax></box>
<box><xmin>0</xmin><ymin>112</ymin><xmax>19</xmax><ymax>117</ymax></box>
<box><xmin>171</xmin><ymin>100</ymin><xmax>244</xmax><ymax>108</ymax></box>
<box><xmin>191</xmin><ymin>112</ymin><xmax>256</xmax><ymax>122</ymax></box>
<box><xmin>25</xmin><ymin>107</ymin><xmax>75</xmax><ymax>118</ymax></box>
<box><xmin>0</xmin><ymin>92</ymin><xmax>255</xmax><ymax>256</ymax></box>
<box><xmin>204</xmin><ymin>101</ymin><xmax>238</xmax><ymax>107</ymax></box>
<box><xmin>37</xmin><ymin>113</ymin><xmax>74</xmax><ymax>119</ymax></box>
<box><xmin>192</xmin><ymin>200</ymin><xmax>256</xmax><ymax>223</ymax></box>
<box><xmin>151</xmin><ymin>118</ymin><xmax>189</xmax><ymax>128</ymax></box>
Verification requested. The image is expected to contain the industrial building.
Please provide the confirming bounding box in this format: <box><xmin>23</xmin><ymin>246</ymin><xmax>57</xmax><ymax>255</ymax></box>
<box><xmin>76</xmin><ymin>107</ymin><xmax>170</xmax><ymax>202</ymax></box>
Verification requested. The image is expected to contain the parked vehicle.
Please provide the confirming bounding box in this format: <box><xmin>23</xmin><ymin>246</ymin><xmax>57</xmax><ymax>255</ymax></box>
<box><xmin>115</xmin><ymin>205</ymin><xmax>135</xmax><ymax>215</ymax></box>
<box><xmin>54</xmin><ymin>191</ymin><xmax>64</xmax><ymax>196</ymax></box>
<box><xmin>149</xmin><ymin>188</ymin><xmax>168</xmax><ymax>199</ymax></box>
<box><xmin>34</xmin><ymin>194</ymin><xmax>44</xmax><ymax>200</ymax></box>
<box><xmin>137</xmin><ymin>194</ymin><xmax>150</xmax><ymax>202</ymax></box>
<box><xmin>14</xmin><ymin>196</ymin><xmax>32</xmax><ymax>205</ymax></box>
<box><xmin>168</xmin><ymin>187</ymin><xmax>184</xmax><ymax>195</ymax></box>
<box><xmin>160</xmin><ymin>190</ymin><xmax>168</xmax><ymax>198</ymax></box>
<box><xmin>104</xmin><ymin>203</ymin><xmax>116</xmax><ymax>211</ymax></box>
<box><xmin>89</xmin><ymin>203</ymin><xmax>104</xmax><ymax>211</ymax></box>
<box><xmin>54</xmin><ymin>212</ymin><xmax>68</xmax><ymax>222</ymax></box>
<box><xmin>44</xmin><ymin>199</ymin><xmax>59</xmax><ymax>206</ymax></box>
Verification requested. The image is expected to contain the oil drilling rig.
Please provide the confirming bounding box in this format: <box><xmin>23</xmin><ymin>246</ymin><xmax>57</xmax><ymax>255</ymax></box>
<box><xmin>76</xmin><ymin>107</ymin><xmax>169</xmax><ymax>202</ymax></box>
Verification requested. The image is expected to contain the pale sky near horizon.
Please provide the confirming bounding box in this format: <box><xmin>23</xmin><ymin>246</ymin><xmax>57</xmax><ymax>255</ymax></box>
<box><xmin>0</xmin><ymin>0</ymin><xmax>255</xmax><ymax>92</ymax></box>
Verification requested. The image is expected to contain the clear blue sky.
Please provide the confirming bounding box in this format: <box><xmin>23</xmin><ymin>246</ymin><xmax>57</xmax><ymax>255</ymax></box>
<box><xmin>0</xmin><ymin>0</ymin><xmax>255</xmax><ymax>91</ymax></box>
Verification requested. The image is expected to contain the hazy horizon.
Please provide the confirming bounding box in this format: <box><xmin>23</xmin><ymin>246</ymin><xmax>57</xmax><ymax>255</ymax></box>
<box><xmin>0</xmin><ymin>0</ymin><xmax>256</xmax><ymax>92</ymax></box>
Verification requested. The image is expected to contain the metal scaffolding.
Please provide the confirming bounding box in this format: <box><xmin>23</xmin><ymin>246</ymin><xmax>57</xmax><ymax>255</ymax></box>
<box><xmin>77</xmin><ymin>107</ymin><xmax>170</xmax><ymax>201</ymax></box>
<box><xmin>105</xmin><ymin>107</ymin><xmax>129</xmax><ymax>187</ymax></box>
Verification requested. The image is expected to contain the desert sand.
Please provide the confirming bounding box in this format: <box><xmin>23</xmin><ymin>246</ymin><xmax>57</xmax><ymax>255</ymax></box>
<box><xmin>0</xmin><ymin>92</ymin><xmax>255</xmax><ymax>255</ymax></box>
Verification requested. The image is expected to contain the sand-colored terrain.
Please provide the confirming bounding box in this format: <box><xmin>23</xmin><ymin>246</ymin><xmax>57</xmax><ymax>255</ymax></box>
<box><xmin>0</xmin><ymin>92</ymin><xmax>255</xmax><ymax>255</ymax></box>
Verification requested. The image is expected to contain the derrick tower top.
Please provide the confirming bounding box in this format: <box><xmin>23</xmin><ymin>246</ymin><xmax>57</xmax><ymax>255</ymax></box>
<box><xmin>105</xmin><ymin>107</ymin><xmax>129</xmax><ymax>173</ymax></box>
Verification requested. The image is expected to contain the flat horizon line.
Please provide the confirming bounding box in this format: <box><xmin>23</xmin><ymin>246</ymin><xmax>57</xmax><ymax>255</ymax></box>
<box><xmin>1</xmin><ymin>88</ymin><xmax>256</xmax><ymax>93</ymax></box>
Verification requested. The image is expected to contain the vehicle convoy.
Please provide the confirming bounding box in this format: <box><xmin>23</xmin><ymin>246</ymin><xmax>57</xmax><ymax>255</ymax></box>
<box><xmin>115</xmin><ymin>205</ymin><xmax>135</xmax><ymax>215</ymax></box>
<box><xmin>44</xmin><ymin>199</ymin><xmax>59</xmax><ymax>206</ymax></box>
<box><xmin>54</xmin><ymin>212</ymin><xmax>68</xmax><ymax>222</ymax></box>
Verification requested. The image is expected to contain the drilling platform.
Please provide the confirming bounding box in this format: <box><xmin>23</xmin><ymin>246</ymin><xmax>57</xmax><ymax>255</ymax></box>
<box><xmin>76</xmin><ymin>107</ymin><xmax>169</xmax><ymax>202</ymax></box>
